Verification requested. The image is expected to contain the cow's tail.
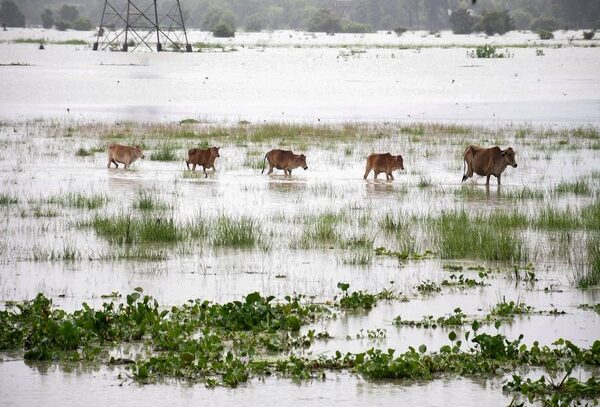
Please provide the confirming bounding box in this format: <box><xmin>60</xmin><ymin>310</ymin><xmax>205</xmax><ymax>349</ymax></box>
<box><xmin>261</xmin><ymin>153</ymin><xmax>267</xmax><ymax>174</ymax></box>
<box><xmin>461</xmin><ymin>146</ymin><xmax>470</xmax><ymax>182</ymax></box>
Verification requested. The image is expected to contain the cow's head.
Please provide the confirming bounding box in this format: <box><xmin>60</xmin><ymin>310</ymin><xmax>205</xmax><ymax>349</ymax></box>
<box><xmin>296</xmin><ymin>154</ymin><xmax>308</xmax><ymax>170</ymax></box>
<box><xmin>135</xmin><ymin>145</ymin><xmax>145</xmax><ymax>159</ymax></box>
<box><xmin>396</xmin><ymin>154</ymin><xmax>405</xmax><ymax>171</ymax></box>
<box><xmin>211</xmin><ymin>146</ymin><xmax>221</xmax><ymax>158</ymax></box>
<box><xmin>501</xmin><ymin>147</ymin><xmax>517</xmax><ymax>168</ymax></box>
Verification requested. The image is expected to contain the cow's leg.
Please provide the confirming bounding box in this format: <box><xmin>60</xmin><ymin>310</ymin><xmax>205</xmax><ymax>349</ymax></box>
<box><xmin>374</xmin><ymin>171</ymin><xmax>378</xmax><ymax>179</ymax></box>
<box><xmin>497</xmin><ymin>174</ymin><xmax>501</xmax><ymax>185</ymax></box>
<box><xmin>390</xmin><ymin>172</ymin><xmax>395</xmax><ymax>180</ymax></box>
<box><xmin>192</xmin><ymin>163</ymin><xmax>197</xmax><ymax>171</ymax></box>
<box><xmin>486</xmin><ymin>175</ymin><xmax>490</xmax><ymax>185</ymax></box>
<box><xmin>363</xmin><ymin>164</ymin><xmax>371</xmax><ymax>180</ymax></box>
<box><xmin>186</xmin><ymin>160</ymin><xmax>190</xmax><ymax>170</ymax></box>
<box><xmin>267</xmin><ymin>165</ymin><xmax>274</xmax><ymax>175</ymax></box>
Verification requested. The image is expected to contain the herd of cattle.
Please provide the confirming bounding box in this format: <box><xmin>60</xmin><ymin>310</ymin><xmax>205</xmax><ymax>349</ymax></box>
<box><xmin>107</xmin><ymin>142</ymin><xmax>518</xmax><ymax>185</ymax></box>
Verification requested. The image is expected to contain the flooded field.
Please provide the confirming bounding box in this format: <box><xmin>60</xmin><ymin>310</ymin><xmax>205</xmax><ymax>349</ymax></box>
<box><xmin>1</xmin><ymin>29</ymin><xmax>600</xmax><ymax>406</ymax></box>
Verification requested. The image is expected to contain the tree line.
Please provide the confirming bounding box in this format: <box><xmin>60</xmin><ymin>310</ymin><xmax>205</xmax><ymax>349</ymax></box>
<box><xmin>2</xmin><ymin>0</ymin><xmax>599</xmax><ymax>33</ymax></box>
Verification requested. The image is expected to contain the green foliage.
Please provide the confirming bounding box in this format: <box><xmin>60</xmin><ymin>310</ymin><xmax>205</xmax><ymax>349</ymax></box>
<box><xmin>489</xmin><ymin>299</ymin><xmax>533</xmax><ymax>317</ymax></box>
<box><xmin>41</xmin><ymin>8</ymin><xmax>53</xmax><ymax>29</ymax></box>
<box><xmin>0</xmin><ymin>0</ymin><xmax>25</xmax><ymax>27</ymax></box>
<box><xmin>244</xmin><ymin>13</ymin><xmax>265</xmax><ymax>32</ymax></box>
<box><xmin>133</xmin><ymin>191</ymin><xmax>167</xmax><ymax>211</ymax></box>
<box><xmin>337</xmin><ymin>283</ymin><xmax>377</xmax><ymax>310</ymax></box>
<box><xmin>577</xmin><ymin>235</ymin><xmax>600</xmax><ymax>288</ymax></box>
<box><xmin>89</xmin><ymin>215</ymin><xmax>181</xmax><ymax>244</ymax></box>
<box><xmin>477</xmin><ymin>10</ymin><xmax>514</xmax><ymax>35</ymax></box>
<box><xmin>583</xmin><ymin>31</ymin><xmax>596</xmax><ymax>40</ymax></box>
<box><xmin>307</xmin><ymin>8</ymin><xmax>341</xmax><ymax>33</ymax></box>
<box><xmin>394</xmin><ymin>308</ymin><xmax>468</xmax><ymax>328</ymax></box>
<box><xmin>150</xmin><ymin>142</ymin><xmax>178</xmax><ymax>161</ymax></box>
<box><xmin>468</xmin><ymin>44</ymin><xmax>511</xmax><ymax>58</ymax></box>
<box><xmin>530</xmin><ymin>17</ymin><xmax>560</xmax><ymax>32</ymax></box>
<box><xmin>393</xmin><ymin>27</ymin><xmax>407</xmax><ymax>36</ymax></box>
<box><xmin>203</xmin><ymin>7</ymin><xmax>236</xmax><ymax>37</ymax></box>
<box><xmin>55</xmin><ymin>20</ymin><xmax>70</xmax><ymax>31</ymax></box>
<box><xmin>59</xmin><ymin>5</ymin><xmax>78</xmax><ymax>22</ymax></box>
<box><xmin>375</xmin><ymin>246</ymin><xmax>433</xmax><ymax>261</ymax></box>
<box><xmin>213</xmin><ymin>21</ymin><xmax>235</xmax><ymax>37</ymax></box>
<box><xmin>449</xmin><ymin>9</ymin><xmax>476</xmax><ymax>34</ymax></box>
<box><xmin>504</xmin><ymin>374</ymin><xmax>600</xmax><ymax>405</ymax></box>
<box><xmin>0</xmin><ymin>193</ymin><xmax>18</xmax><ymax>205</ymax></box>
<box><xmin>72</xmin><ymin>16</ymin><xmax>92</xmax><ymax>31</ymax></box>
<box><xmin>341</xmin><ymin>19</ymin><xmax>372</xmax><ymax>33</ymax></box>
<box><xmin>212</xmin><ymin>215</ymin><xmax>261</xmax><ymax>248</ymax></box>
<box><xmin>538</xmin><ymin>30</ymin><xmax>554</xmax><ymax>40</ymax></box>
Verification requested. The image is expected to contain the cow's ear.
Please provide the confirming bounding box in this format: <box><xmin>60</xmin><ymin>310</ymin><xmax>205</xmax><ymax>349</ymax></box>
<box><xmin>217</xmin><ymin>147</ymin><xmax>221</xmax><ymax>150</ymax></box>
<box><xmin>500</xmin><ymin>150</ymin><xmax>506</xmax><ymax>156</ymax></box>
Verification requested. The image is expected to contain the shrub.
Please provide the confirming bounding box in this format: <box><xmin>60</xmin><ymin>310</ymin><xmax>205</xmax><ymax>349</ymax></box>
<box><xmin>530</xmin><ymin>17</ymin><xmax>560</xmax><ymax>32</ymax></box>
<box><xmin>393</xmin><ymin>27</ymin><xmax>407</xmax><ymax>36</ymax></box>
<box><xmin>341</xmin><ymin>20</ymin><xmax>372</xmax><ymax>33</ymax></box>
<box><xmin>0</xmin><ymin>0</ymin><xmax>25</xmax><ymax>27</ymax></box>
<box><xmin>55</xmin><ymin>20</ymin><xmax>70</xmax><ymax>31</ymax></box>
<box><xmin>202</xmin><ymin>7</ymin><xmax>235</xmax><ymax>32</ymax></box>
<box><xmin>72</xmin><ymin>16</ymin><xmax>92</xmax><ymax>31</ymax></box>
<box><xmin>477</xmin><ymin>10</ymin><xmax>514</xmax><ymax>35</ymax></box>
<box><xmin>212</xmin><ymin>21</ymin><xmax>235</xmax><ymax>37</ymax></box>
<box><xmin>450</xmin><ymin>9</ymin><xmax>477</xmax><ymax>34</ymax></box>
<box><xmin>41</xmin><ymin>9</ymin><xmax>54</xmax><ymax>29</ymax></box>
<box><xmin>538</xmin><ymin>30</ymin><xmax>554</xmax><ymax>40</ymax></box>
<box><xmin>468</xmin><ymin>44</ymin><xmax>510</xmax><ymax>58</ymax></box>
<box><xmin>583</xmin><ymin>31</ymin><xmax>596</xmax><ymax>40</ymax></box>
<box><xmin>307</xmin><ymin>8</ymin><xmax>341</xmax><ymax>33</ymax></box>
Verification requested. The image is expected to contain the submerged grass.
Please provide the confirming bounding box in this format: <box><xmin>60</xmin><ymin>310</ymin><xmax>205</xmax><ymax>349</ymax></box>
<box><xmin>89</xmin><ymin>215</ymin><xmax>180</xmax><ymax>244</ymax></box>
<box><xmin>576</xmin><ymin>235</ymin><xmax>600</xmax><ymax>288</ymax></box>
<box><xmin>0</xmin><ymin>194</ymin><xmax>18</xmax><ymax>205</ymax></box>
<box><xmin>552</xmin><ymin>180</ymin><xmax>591</xmax><ymax>196</ymax></box>
<box><xmin>212</xmin><ymin>215</ymin><xmax>262</xmax><ymax>248</ymax></box>
<box><xmin>133</xmin><ymin>191</ymin><xmax>168</xmax><ymax>211</ymax></box>
<box><xmin>150</xmin><ymin>142</ymin><xmax>178</xmax><ymax>161</ymax></box>
<box><xmin>432</xmin><ymin>211</ymin><xmax>526</xmax><ymax>262</ymax></box>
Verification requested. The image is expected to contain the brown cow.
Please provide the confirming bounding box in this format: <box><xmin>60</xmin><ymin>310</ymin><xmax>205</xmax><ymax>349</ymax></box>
<box><xmin>262</xmin><ymin>149</ymin><xmax>308</xmax><ymax>176</ymax></box>
<box><xmin>462</xmin><ymin>145</ymin><xmax>517</xmax><ymax>185</ymax></box>
<box><xmin>107</xmin><ymin>143</ymin><xmax>144</xmax><ymax>169</ymax></box>
<box><xmin>186</xmin><ymin>147</ymin><xmax>220</xmax><ymax>176</ymax></box>
<box><xmin>363</xmin><ymin>153</ymin><xmax>404</xmax><ymax>180</ymax></box>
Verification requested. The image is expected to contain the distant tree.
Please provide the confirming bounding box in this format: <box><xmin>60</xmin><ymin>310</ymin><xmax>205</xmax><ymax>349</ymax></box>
<box><xmin>59</xmin><ymin>5</ymin><xmax>78</xmax><ymax>22</ymax></box>
<box><xmin>41</xmin><ymin>8</ymin><xmax>54</xmax><ymax>29</ymax></box>
<box><xmin>307</xmin><ymin>8</ymin><xmax>341</xmax><ymax>33</ymax></box>
<box><xmin>55</xmin><ymin>20</ymin><xmax>70</xmax><ymax>31</ymax></box>
<box><xmin>72</xmin><ymin>16</ymin><xmax>91</xmax><ymax>31</ymax></box>
<box><xmin>477</xmin><ymin>10</ymin><xmax>514</xmax><ymax>35</ymax></box>
<box><xmin>530</xmin><ymin>17</ymin><xmax>560</xmax><ymax>32</ymax></box>
<box><xmin>510</xmin><ymin>9</ymin><xmax>533</xmax><ymax>30</ymax></box>
<box><xmin>449</xmin><ymin>8</ymin><xmax>477</xmax><ymax>34</ymax></box>
<box><xmin>0</xmin><ymin>0</ymin><xmax>25</xmax><ymax>27</ymax></box>
<box><xmin>202</xmin><ymin>7</ymin><xmax>235</xmax><ymax>31</ymax></box>
<box><xmin>244</xmin><ymin>13</ymin><xmax>265</xmax><ymax>32</ymax></box>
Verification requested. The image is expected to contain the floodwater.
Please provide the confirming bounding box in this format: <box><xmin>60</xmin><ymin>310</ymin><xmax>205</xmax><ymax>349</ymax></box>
<box><xmin>1</xmin><ymin>29</ymin><xmax>600</xmax><ymax>406</ymax></box>
<box><xmin>0</xmin><ymin>29</ymin><xmax>599</xmax><ymax>124</ymax></box>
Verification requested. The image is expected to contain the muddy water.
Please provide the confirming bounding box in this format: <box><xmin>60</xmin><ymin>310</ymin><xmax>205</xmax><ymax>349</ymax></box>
<box><xmin>1</xmin><ymin>30</ymin><xmax>599</xmax><ymax>124</ymax></box>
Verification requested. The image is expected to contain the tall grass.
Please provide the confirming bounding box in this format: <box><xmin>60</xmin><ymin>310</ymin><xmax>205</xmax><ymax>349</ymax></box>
<box><xmin>552</xmin><ymin>180</ymin><xmax>591</xmax><ymax>196</ymax></box>
<box><xmin>150</xmin><ymin>143</ymin><xmax>178</xmax><ymax>161</ymax></box>
<box><xmin>575</xmin><ymin>235</ymin><xmax>600</xmax><ymax>288</ymax></box>
<box><xmin>133</xmin><ymin>191</ymin><xmax>168</xmax><ymax>211</ymax></box>
<box><xmin>0</xmin><ymin>194</ymin><xmax>18</xmax><ymax>205</ymax></box>
<box><xmin>90</xmin><ymin>215</ymin><xmax>180</xmax><ymax>244</ymax></box>
<box><xmin>65</xmin><ymin>193</ymin><xmax>108</xmax><ymax>210</ymax></box>
<box><xmin>299</xmin><ymin>212</ymin><xmax>341</xmax><ymax>246</ymax></box>
<box><xmin>433</xmin><ymin>211</ymin><xmax>526</xmax><ymax>262</ymax></box>
<box><xmin>212</xmin><ymin>215</ymin><xmax>261</xmax><ymax>248</ymax></box>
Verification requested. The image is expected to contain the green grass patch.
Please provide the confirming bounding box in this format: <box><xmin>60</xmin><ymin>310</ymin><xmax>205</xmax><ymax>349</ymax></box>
<box><xmin>212</xmin><ymin>215</ymin><xmax>262</xmax><ymax>248</ymax></box>
<box><xmin>89</xmin><ymin>215</ymin><xmax>181</xmax><ymax>244</ymax></box>
<box><xmin>150</xmin><ymin>143</ymin><xmax>178</xmax><ymax>161</ymax></box>
<box><xmin>0</xmin><ymin>194</ymin><xmax>18</xmax><ymax>205</ymax></box>
<box><xmin>552</xmin><ymin>180</ymin><xmax>591</xmax><ymax>196</ymax></box>
<box><xmin>133</xmin><ymin>191</ymin><xmax>168</xmax><ymax>211</ymax></box>
<box><xmin>432</xmin><ymin>211</ymin><xmax>526</xmax><ymax>262</ymax></box>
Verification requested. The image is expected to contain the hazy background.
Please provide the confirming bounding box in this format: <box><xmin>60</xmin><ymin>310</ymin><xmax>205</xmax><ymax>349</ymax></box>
<box><xmin>12</xmin><ymin>0</ymin><xmax>600</xmax><ymax>31</ymax></box>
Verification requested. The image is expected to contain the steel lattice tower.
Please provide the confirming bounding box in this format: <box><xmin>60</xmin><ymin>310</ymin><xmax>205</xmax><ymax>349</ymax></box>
<box><xmin>93</xmin><ymin>0</ymin><xmax>192</xmax><ymax>52</ymax></box>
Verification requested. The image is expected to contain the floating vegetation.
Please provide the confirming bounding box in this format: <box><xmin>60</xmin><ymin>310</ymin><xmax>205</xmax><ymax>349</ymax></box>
<box><xmin>375</xmin><ymin>246</ymin><xmax>433</xmax><ymax>261</ymax></box>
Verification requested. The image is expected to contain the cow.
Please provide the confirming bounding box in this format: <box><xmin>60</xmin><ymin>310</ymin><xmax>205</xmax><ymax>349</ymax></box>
<box><xmin>107</xmin><ymin>143</ymin><xmax>144</xmax><ymax>169</ymax></box>
<box><xmin>462</xmin><ymin>145</ymin><xmax>517</xmax><ymax>185</ymax></box>
<box><xmin>186</xmin><ymin>147</ymin><xmax>220</xmax><ymax>177</ymax></box>
<box><xmin>363</xmin><ymin>153</ymin><xmax>404</xmax><ymax>180</ymax></box>
<box><xmin>261</xmin><ymin>149</ymin><xmax>308</xmax><ymax>176</ymax></box>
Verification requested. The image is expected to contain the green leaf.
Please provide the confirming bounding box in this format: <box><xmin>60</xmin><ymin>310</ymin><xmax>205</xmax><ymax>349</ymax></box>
<box><xmin>449</xmin><ymin>331</ymin><xmax>457</xmax><ymax>341</ymax></box>
<box><xmin>418</xmin><ymin>344</ymin><xmax>427</xmax><ymax>354</ymax></box>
